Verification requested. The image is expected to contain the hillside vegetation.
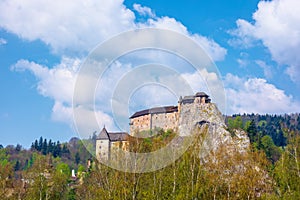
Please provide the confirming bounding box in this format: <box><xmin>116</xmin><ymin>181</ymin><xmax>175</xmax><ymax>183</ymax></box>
<box><xmin>0</xmin><ymin>113</ymin><xmax>299</xmax><ymax>199</ymax></box>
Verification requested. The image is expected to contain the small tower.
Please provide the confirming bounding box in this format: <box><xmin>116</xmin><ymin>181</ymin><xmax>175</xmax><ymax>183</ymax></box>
<box><xmin>96</xmin><ymin>127</ymin><xmax>110</xmax><ymax>161</ymax></box>
<box><xmin>194</xmin><ymin>92</ymin><xmax>210</xmax><ymax>104</ymax></box>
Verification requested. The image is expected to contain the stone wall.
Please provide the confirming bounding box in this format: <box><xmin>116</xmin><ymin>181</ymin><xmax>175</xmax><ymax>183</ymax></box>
<box><xmin>151</xmin><ymin>112</ymin><xmax>178</xmax><ymax>131</ymax></box>
<box><xmin>130</xmin><ymin>112</ymin><xmax>178</xmax><ymax>133</ymax></box>
<box><xmin>96</xmin><ymin>140</ymin><xmax>129</xmax><ymax>161</ymax></box>
<box><xmin>96</xmin><ymin>139</ymin><xmax>110</xmax><ymax>161</ymax></box>
<box><xmin>130</xmin><ymin>114</ymin><xmax>151</xmax><ymax>133</ymax></box>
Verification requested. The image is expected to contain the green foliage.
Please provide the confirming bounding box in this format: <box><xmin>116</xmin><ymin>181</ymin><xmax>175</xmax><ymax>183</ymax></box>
<box><xmin>273</xmin><ymin>130</ymin><xmax>300</xmax><ymax>198</ymax></box>
<box><xmin>227</xmin><ymin>113</ymin><xmax>297</xmax><ymax>147</ymax></box>
<box><xmin>1</xmin><ymin>122</ymin><xmax>299</xmax><ymax>199</ymax></box>
<box><xmin>56</xmin><ymin>162</ymin><xmax>71</xmax><ymax>177</ymax></box>
<box><xmin>75</xmin><ymin>129</ymin><xmax>274</xmax><ymax>200</ymax></box>
<box><xmin>78</xmin><ymin>164</ymin><xmax>85</xmax><ymax>173</ymax></box>
<box><xmin>260</xmin><ymin>135</ymin><xmax>282</xmax><ymax>163</ymax></box>
<box><xmin>227</xmin><ymin>115</ymin><xmax>245</xmax><ymax>132</ymax></box>
<box><xmin>31</xmin><ymin>137</ymin><xmax>65</xmax><ymax>157</ymax></box>
<box><xmin>247</xmin><ymin>119</ymin><xmax>258</xmax><ymax>143</ymax></box>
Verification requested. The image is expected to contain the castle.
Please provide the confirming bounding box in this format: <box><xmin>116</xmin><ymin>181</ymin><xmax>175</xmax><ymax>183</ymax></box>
<box><xmin>96</xmin><ymin>92</ymin><xmax>211</xmax><ymax>161</ymax></box>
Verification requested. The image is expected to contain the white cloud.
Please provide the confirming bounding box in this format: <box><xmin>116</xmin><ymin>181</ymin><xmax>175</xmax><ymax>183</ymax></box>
<box><xmin>12</xmin><ymin>58</ymin><xmax>79</xmax><ymax>103</ymax></box>
<box><xmin>51</xmin><ymin>101</ymin><xmax>73</xmax><ymax>124</ymax></box>
<box><xmin>0</xmin><ymin>38</ymin><xmax>7</xmax><ymax>45</ymax></box>
<box><xmin>6</xmin><ymin>0</ymin><xmax>228</xmax><ymax>134</ymax></box>
<box><xmin>228</xmin><ymin>19</ymin><xmax>257</xmax><ymax>48</ymax></box>
<box><xmin>11</xmin><ymin>58</ymin><xmax>117</xmax><ymax>136</ymax></box>
<box><xmin>237</xmin><ymin>58</ymin><xmax>248</xmax><ymax>68</ymax></box>
<box><xmin>224</xmin><ymin>73</ymin><xmax>300</xmax><ymax>114</ymax></box>
<box><xmin>139</xmin><ymin>16</ymin><xmax>227</xmax><ymax>61</ymax></box>
<box><xmin>12</xmin><ymin>58</ymin><xmax>79</xmax><ymax>125</ymax></box>
<box><xmin>0</xmin><ymin>0</ymin><xmax>136</xmax><ymax>54</ymax></box>
<box><xmin>232</xmin><ymin>0</ymin><xmax>300</xmax><ymax>83</ymax></box>
<box><xmin>255</xmin><ymin>60</ymin><xmax>273</xmax><ymax>79</ymax></box>
<box><xmin>133</xmin><ymin>4</ymin><xmax>155</xmax><ymax>18</ymax></box>
<box><xmin>0</xmin><ymin>0</ymin><xmax>226</xmax><ymax>61</ymax></box>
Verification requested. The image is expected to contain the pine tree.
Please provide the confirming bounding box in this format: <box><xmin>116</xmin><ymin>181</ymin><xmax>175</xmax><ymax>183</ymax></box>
<box><xmin>247</xmin><ymin>119</ymin><xmax>258</xmax><ymax>143</ymax></box>
<box><xmin>34</xmin><ymin>139</ymin><xmax>38</xmax><ymax>150</ymax></box>
<box><xmin>38</xmin><ymin>137</ymin><xmax>43</xmax><ymax>151</ymax></box>
<box><xmin>42</xmin><ymin>139</ymin><xmax>48</xmax><ymax>155</ymax></box>
<box><xmin>47</xmin><ymin>139</ymin><xmax>53</xmax><ymax>154</ymax></box>
<box><xmin>53</xmin><ymin>141</ymin><xmax>61</xmax><ymax>157</ymax></box>
<box><xmin>14</xmin><ymin>160</ymin><xmax>20</xmax><ymax>171</ymax></box>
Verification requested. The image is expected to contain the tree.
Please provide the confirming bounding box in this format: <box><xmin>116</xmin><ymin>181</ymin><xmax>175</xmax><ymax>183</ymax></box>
<box><xmin>31</xmin><ymin>139</ymin><xmax>38</xmax><ymax>151</ymax></box>
<box><xmin>14</xmin><ymin>160</ymin><xmax>20</xmax><ymax>171</ymax></box>
<box><xmin>42</xmin><ymin>139</ymin><xmax>48</xmax><ymax>155</ymax></box>
<box><xmin>260</xmin><ymin>135</ymin><xmax>282</xmax><ymax>163</ymax></box>
<box><xmin>0</xmin><ymin>149</ymin><xmax>13</xmax><ymax>199</ymax></box>
<box><xmin>47</xmin><ymin>139</ymin><xmax>53</xmax><ymax>154</ymax></box>
<box><xmin>56</xmin><ymin>162</ymin><xmax>70</xmax><ymax>177</ymax></box>
<box><xmin>75</xmin><ymin>152</ymin><xmax>80</xmax><ymax>165</ymax></box>
<box><xmin>234</xmin><ymin>116</ymin><xmax>243</xmax><ymax>129</ymax></box>
<box><xmin>61</xmin><ymin>144</ymin><xmax>70</xmax><ymax>154</ymax></box>
<box><xmin>247</xmin><ymin>119</ymin><xmax>258</xmax><ymax>144</ymax></box>
<box><xmin>15</xmin><ymin>144</ymin><xmax>22</xmax><ymax>152</ymax></box>
<box><xmin>38</xmin><ymin>137</ymin><xmax>43</xmax><ymax>151</ymax></box>
<box><xmin>53</xmin><ymin>141</ymin><xmax>61</xmax><ymax>158</ymax></box>
<box><xmin>273</xmin><ymin>130</ymin><xmax>300</xmax><ymax>198</ymax></box>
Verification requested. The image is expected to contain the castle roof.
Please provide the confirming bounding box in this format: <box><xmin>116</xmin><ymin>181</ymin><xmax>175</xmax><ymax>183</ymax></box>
<box><xmin>195</xmin><ymin>92</ymin><xmax>209</xmax><ymax>97</ymax></box>
<box><xmin>97</xmin><ymin>127</ymin><xmax>129</xmax><ymax>141</ymax></box>
<box><xmin>130</xmin><ymin>106</ymin><xmax>178</xmax><ymax>119</ymax></box>
<box><xmin>108</xmin><ymin>132</ymin><xmax>128</xmax><ymax>141</ymax></box>
<box><xmin>180</xmin><ymin>92</ymin><xmax>210</xmax><ymax>104</ymax></box>
<box><xmin>97</xmin><ymin>127</ymin><xmax>109</xmax><ymax>139</ymax></box>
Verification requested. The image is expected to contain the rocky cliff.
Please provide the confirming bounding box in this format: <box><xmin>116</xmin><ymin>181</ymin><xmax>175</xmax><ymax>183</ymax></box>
<box><xmin>178</xmin><ymin>103</ymin><xmax>250</xmax><ymax>159</ymax></box>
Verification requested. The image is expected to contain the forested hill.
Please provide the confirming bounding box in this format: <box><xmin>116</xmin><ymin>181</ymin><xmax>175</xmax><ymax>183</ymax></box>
<box><xmin>225</xmin><ymin>113</ymin><xmax>300</xmax><ymax>164</ymax></box>
<box><xmin>226</xmin><ymin>113</ymin><xmax>300</xmax><ymax>146</ymax></box>
<box><xmin>0</xmin><ymin>113</ymin><xmax>299</xmax><ymax>199</ymax></box>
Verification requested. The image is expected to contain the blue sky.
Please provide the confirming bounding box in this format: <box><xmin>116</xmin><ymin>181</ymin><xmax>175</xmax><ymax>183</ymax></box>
<box><xmin>0</xmin><ymin>0</ymin><xmax>300</xmax><ymax>147</ymax></box>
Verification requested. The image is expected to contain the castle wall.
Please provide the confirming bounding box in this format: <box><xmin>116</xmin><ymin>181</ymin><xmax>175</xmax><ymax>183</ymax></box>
<box><xmin>96</xmin><ymin>140</ymin><xmax>129</xmax><ymax>161</ymax></box>
<box><xmin>111</xmin><ymin>141</ymin><xmax>129</xmax><ymax>151</ymax></box>
<box><xmin>151</xmin><ymin>112</ymin><xmax>178</xmax><ymax>131</ymax></box>
<box><xmin>129</xmin><ymin>93</ymin><xmax>211</xmax><ymax>134</ymax></box>
<box><xmin>96</xmin><ymin>139</ymin><xmax>110</xmax><ymax>161</ymax></box>
<box><xmin>130</xmin><ymin>114</ymin><xmax>151</xmax><ymax>133</ymax></box>
<box><xmin>130</xmin><ymin>111</ymin><xmax>178</xmax><ymax>133</ymax></box>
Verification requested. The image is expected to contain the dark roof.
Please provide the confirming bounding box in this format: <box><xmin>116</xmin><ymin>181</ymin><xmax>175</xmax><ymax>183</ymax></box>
<box><xmin>180</xmin><ymin>95</ymin><xmax>195</xmax><ymax>104</ymax></box>
<box><xmin>182</xmin><ymin>95</ymin><xmax>194</xmax><ymax>100</ymax></box>
<box><xmin>130</xmin><ymin>106</ymin><xmax>178</xmax><ymax>119</ymax></box>
<box><xmin>179</xmin><ymin>92</ymin><xmax>210</xmax><ymax>104</ymax></box>
<box><xmin>97</xmin><ymin>127</ymin><xmax>129</xmax><ymax>141</ymax></box>
<box><xmin>195</xmin><ymin>92</ymin><xmax>209</xmax><ymax>97</ymax></box>
<box><xmin>108</xmin><ymin>132</ymin><xmax>128</xmax><ymax>141</ymax></box>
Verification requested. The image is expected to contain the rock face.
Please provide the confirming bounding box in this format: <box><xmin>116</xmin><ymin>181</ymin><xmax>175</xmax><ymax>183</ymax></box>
<box><xmin>178</xmin><ymin>103</ymin><xmax>250</xmax><ymax>159</ymax></box>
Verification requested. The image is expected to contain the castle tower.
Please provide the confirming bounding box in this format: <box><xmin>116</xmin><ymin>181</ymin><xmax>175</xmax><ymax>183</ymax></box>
<box><xmin>96</xmin><ymin>127</ymin><xmax>111</xmax><ymax>161</ymax></box>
